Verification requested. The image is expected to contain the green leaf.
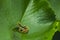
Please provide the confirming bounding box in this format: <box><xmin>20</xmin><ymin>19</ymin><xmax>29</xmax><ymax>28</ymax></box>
<box><xmin>48</xmin><ymin>0</ymin><xmax>60</xmax><ymax>33</ymax></box>
<box><xmin>0</xmin><ymin>0</ymin><xmax>60</xmax><ymax>40</ymax></box>
<box><xmin>17</xmin><ymin>0</ymin><xmax>56</xmax><ymax>40</ymax></box>
<box><xmin>0</xmin><ymin>0</ymin><xmax>29</xmax><ymax>40</ymax></box>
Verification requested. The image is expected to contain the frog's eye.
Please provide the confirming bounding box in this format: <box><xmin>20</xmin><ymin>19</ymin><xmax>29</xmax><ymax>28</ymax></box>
<box><xmin>20</xmin><ymin>29</ymin><xmax>23</xmax><ymax>31</ymax></box>
<box><xmin>18</xmin><ymin>27</ymin><xmax>29</xmax><ymax>33</ymax></box>
<box><xmin>19</xmin><ymin>29</ymin><xmax>23</xmax><ymax>32</ymax></box>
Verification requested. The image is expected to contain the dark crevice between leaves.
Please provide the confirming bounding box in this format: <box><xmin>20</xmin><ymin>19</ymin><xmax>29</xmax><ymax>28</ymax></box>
<box><xmin>52</xmin><ymin>31</ymin><xmax>60</xmax><ymax>40</ymax></box>
<box><xmin>20</xmin><ymin>0</ymin><xmax>30</xmax><ymax>22</ymax></box>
